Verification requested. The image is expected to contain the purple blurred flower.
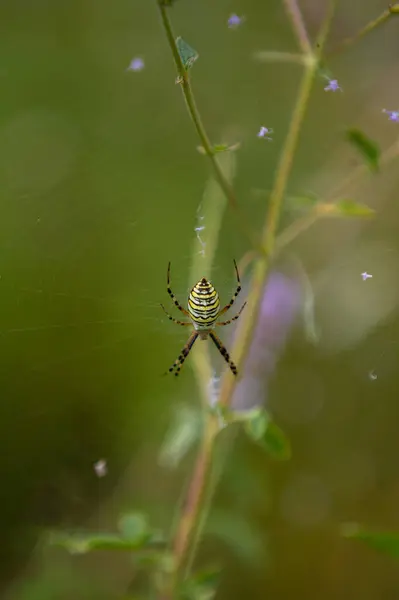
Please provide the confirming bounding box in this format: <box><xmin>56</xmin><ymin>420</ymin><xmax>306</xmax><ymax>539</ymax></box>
<box><xmin>361</xmin><ymin>271</ymin><xmax>373</xmax><ymax>281</ymax></box>
<box><xmin>382</xmin><ymin>109</ymin><xmax>399</xmax><ymax>122</ymax></box>
<box><xmin>257</xmin><ymin>126</ymin><xmax>273</xmax><ymax>141</ymax></box>
<box><xmin>324</xmin><ymin>78</ymin><xmax>341</xmax><ymax>92</ymax></box>
<box><xmin>127</xmin><ymin>57</ymin><xmax>145</xmax><ymax>72</ymax></box>
<box><xmin>228</xmin><ymin>13</ymin><xmax>244</xmax><ymax>28</ymax></box>
<box><xmin>231</xmin><ymin>272</ymin><xmax>302</xmax><ymax>410</ymax></box>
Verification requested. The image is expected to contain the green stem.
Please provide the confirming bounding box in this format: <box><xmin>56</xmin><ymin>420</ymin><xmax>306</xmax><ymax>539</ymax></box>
<box><xmin>327</xmin><ymin>7</ymin><xmax>394</xmax><ymax>57</ymax></box>
<box><xmin>163</xmin><ymin>416</ymin><xmax>219</xmax><ymax>599</ymax></box>
<box><xmin>254</xmin><ymin>50</ymin><xmax>310</xmax><ymax>66</ymax></box>
<box><xmin>218</xmin><ymin>0</ymin><xmax>337</xmax><ymax>409</ymax></box>
<box><xmin>156</xmin><ymin>2</ymin><xmax>338</xmax><ymax>598</ymax></box>
<box><xmin>157</xmin><ymin>1</ymin><xmax>260</xmax><ymax>252</ymax></box>
<box><xmin>161</xmin><ymin>143</ymin><xmax>236</xmax><ymax>599</ymax></box>
<box><xmin>283</xmin><ymin>0</ymin><xmax>312</xmax><ymax>55</ymax></box>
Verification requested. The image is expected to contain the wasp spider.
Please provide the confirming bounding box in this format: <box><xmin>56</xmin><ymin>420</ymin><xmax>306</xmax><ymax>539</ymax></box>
<box><xmin>161</xmin><ymin>261</ymin><xmax>246</xmax><ymax>376</ymax></box>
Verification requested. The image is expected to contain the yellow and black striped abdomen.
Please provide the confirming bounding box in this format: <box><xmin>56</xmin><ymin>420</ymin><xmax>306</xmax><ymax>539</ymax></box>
<box><xmin>188</xmin><ymin>277</ymin><xmax>220</xmax><ymax>330</ymax></box>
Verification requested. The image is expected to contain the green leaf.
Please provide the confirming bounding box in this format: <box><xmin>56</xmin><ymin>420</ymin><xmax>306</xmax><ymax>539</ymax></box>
<box><xmin>176</xmin><ymin>37</ymin><xmax>199</xmax><ymax>70</ymax></box>
<box><xmin>316</xmin><ymin>199</ymin><xmax>375</xmax><ymax>218</ymax></box>
<box><xmin>243</xmin><ymin>407</ymin><xmax>269</xmax><ymax>438</ymax></box>
<box><xmin>197</xmin><ymin>143</ymin><xmax>240</xmax><ymax>155</ymax></box>
<box><xmin>49</xmin><ymin>516</ymin><xmax>165</xmax><ymax>555</ymax></box>
<box><xmin>346</xmin><ymin>129</ymin><xmax>380</xmax><ymax>172</ymax></box>
<box><xmin>49</xmin><ymin>532</ymin><xmax>149</xmax><ymax>554</ymax></box>
<box><xmin>206</xmin><ymin>509</ymin><xmax>266</xmax><ymax>565</ymax></box>
<box><xmin>118</xmin><ymin>512</ymin><xmax>150</xmax><ymax>544</ymax></box>
<box><xmin>180</xmin><ymin>566</ymin><xmax>221</xmax><ymax>600</ymax></box>
<box><xmin>389</xmin><ymin>3</ymin><xmax>399</xmax><ymax>14</ymax></box>
<box><xmin>243</xmin><ymin>408</ymin><xmax>291</xmax><ymax>460</ymax></box>
<box><xmin>158</xmin><ymin>404</ymin><xmax>201</xmax><ymax>469</ymax></box>
<box><xmin>286</xmin><ymin>192</ymin><xmax>319</xmax><ymax>212</ymax></box>
<box><xmin>212</xmin><ymin>144</ymin><xmax>229</xmax><ymax>154</ymax></box>
<box><xmin>342</xmin><ymin>523</ymin><xmax>399</xmax><ymax>559</ymax></box>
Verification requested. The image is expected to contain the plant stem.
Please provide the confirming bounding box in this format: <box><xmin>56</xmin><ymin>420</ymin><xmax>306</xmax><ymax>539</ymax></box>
<box><xmin>283</xmin><ymin>0</ymin><xmax>312</xmax><ymax>55</ymax></box>
<box><xmin>254</xmin><ymin>50</ymin><xmax>310</xmax><ymax>65</ymax></box>
<box><xmin>157</xmin><ymin>1</ymin><xmax>260</xmax><ymax>252</ymax></box>
<box><xmin>327</xmin><ymin>7</ymin><xmax>394</xmax><ymax>57</ymax></box>
<box><xmin>218</xmin><ymin>0</ymin><xmax>337</xmax><ymax>409</ymax></box>
<box><xmin>162</xmin><ymin>147</ymin><xmax>236</xmax><ymax>600</ymax></box>
<box><xmin>157</xmin><ymin>1</ymin><xmax>338</xmax><ymax>597</ymax></box>
<box><xmin>172</xmin><ymin>415</ymin><xmax>219</xmax><ymax>569</ymax></box>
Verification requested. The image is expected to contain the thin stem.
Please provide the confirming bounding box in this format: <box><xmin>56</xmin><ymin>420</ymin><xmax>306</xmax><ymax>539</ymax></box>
<box><xmin>327</xmin><ymin>7</ymin><xmax>393</xmax><ymax>58</ymax></box>
<box><xmin>157</xmin><ymin>1</ymin><xmax>260</xmax><ymax>252</ymax></box>
<box><xmin>253</xmin><ymin>50</ymin><xmax>310</xmax><ymax>65</ymax></box>
<box><xmin>283</xmin><ymin>0</ymin><xmax>313</xmax><ymax>55</ymax></box>
<box><xmin>161</xmin><ymin>144</ymin><xmax>236</xmax><ymax>599</ymax></box>
<box><xmin>172</xmin><ymin>417</ymin><xmax>218</xmax><ymax>561</ymax></box>
<box><xmin>156</xmin><ymin>1</ymin><xmax>338</xmax><ymax>597</ymax></box>
<box><xmin>163</xmin><ymin>416</ymin><xmax>219</xmax><ymax>599</ymax></box>
<box><xmin>218</xmin><ymin>0</ymin><xmax>337</xmax><ymax>409</ymax></box>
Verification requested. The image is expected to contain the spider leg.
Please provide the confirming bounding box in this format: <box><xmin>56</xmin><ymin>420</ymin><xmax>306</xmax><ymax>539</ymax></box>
<box><xmin>160</xmin><ymin>304</ymin><xmax>191</xmax><ymax>326</ymax></box>
<box><xmin>166</xmin><ymin>331</ymin><xmax>198</xmax><ymax>376</ymax></box>
<box><xmin>218</xmin><ymin>259</ymin><xmax>242</xmax><ymax>317</ymax></box>
<box><xmin>167</xmin><ymin>262</ymin><xmax>190</xmax><ymax>316</ymax></box>
<box><xmin>216</xmin><ymin>301</ymin><xmax>247</xmax><ymax>326</ymax></box>
<box><xmin>209</xmin><ymin>330</ymin><xmax>238</xmax><ymax>376</ymax></box>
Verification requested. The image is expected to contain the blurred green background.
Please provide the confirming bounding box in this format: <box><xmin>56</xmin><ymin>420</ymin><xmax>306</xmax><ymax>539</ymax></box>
<box><xmin>1</xmin><ymin>0</ymin><xmax>399</xmax><ymax>598</ymax></box>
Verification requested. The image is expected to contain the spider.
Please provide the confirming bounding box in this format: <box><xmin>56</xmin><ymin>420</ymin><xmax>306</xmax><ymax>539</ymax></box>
<box><xmin>161</xmin><ymin>260</ymin><xmax>246</xmax><ymax>376</ymax></box>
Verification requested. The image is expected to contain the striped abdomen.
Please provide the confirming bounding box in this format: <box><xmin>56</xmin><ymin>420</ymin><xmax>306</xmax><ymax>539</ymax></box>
<box><xmin>188</xmin><ymin>277</ymin><xmax>220</xmax><ymax>331</ymax></box>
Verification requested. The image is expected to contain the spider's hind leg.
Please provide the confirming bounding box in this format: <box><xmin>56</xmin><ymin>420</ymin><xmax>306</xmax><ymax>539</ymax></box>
<box><xmin>166</xmin><ymin>331</ymin><xmax>198</xmax><ymax>376</ymax></box>
<box><xmin>209</xmin><ymin>330</ymin><xmax>238</xmax><ymax>376</ymax></box>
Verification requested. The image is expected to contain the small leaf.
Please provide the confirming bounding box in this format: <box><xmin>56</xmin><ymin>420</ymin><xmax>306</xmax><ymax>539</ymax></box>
<box><xmin>118</xmin><ymin>512</ymin><xmax>150</xmax><ymax>544</ymax></box>
<box><xmin>389</xmin><ymin>3</ymin><xmax>399</xmax><ymax>14</ymax></box>
<box><xmin>49</xmin><ymin>532</ymin><xmax>149</xmax><ymax>554</ymax></box>
<box><xmin>263</xmin><ymin>421</ymin><xmax>291</xmax><ymax>460</ymax></box>
<box><xmin>158</xmin><ymin>404</ymin><xmax>201</xmax><ymax>469</ymax></box>
<box><xmin>317</xmin><ymin>199</ymin><xmax>375</xmax><ymax>218</ymax></box>
<box><xmin>180</xmin><ymin>566</ymin><xmax>221</xmax><ymax>600</ymax></box>
<box><xmin>286</xmin><ymin>192</ymin><xmax>319</xmax><ymax>212</ymax></box>
<box><xmin>197</xmin><ymin>143</ymin><xmax>240</xmax><ymax>156</ymax></box>
<box><xmin>176</xmin><ymin>37</ymin><xmax>199</xmax><ymax>70</ymax></box>
<box><xmin>243</xmin><ymin>407</ymin><xmax>268</xmax><ymax>438</ymax></box>
<box><xmin>342</xmin><ymin>523</ymin><xmax>399</xmax><ymax>559</ymax></box>
<box><xmin>213</xmin><ymin>143</ymin><xmax>241</xmax><ymax>153</ymax></box>
<box><xmin>243</xmin><ymin>408</ymin><xmax>291</xmax><ymax>460</ymax></box>
<box><xmin>346</xmin><ymin>129</ymin><xmax>380</xmax><ymax>172</ymax></box>
<box><xmin>212</xmin><ymin>144</ymin><xmax>229</xmax><ymax>153</ymax></box>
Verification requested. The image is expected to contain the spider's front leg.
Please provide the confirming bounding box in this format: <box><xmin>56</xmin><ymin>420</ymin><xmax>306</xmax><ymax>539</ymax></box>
<box><xmin>166</xmin><ymin>262</ymin><xmax>190</xmax><ymax>317</ymax></box>
<box><xmin>218</xmin><ymin>259</ymin><xmax>242</xmax><ymax>318</ymax></box>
